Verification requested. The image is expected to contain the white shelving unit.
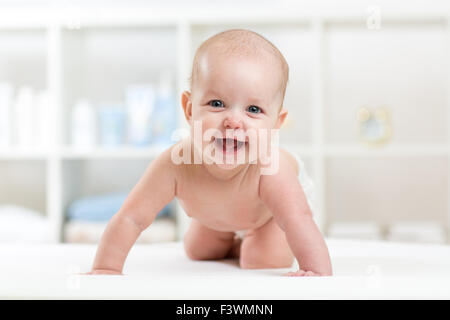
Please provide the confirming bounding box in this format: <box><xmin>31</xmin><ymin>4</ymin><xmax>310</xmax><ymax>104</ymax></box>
<box><xmin>1</xmin><ymin>4</ymin><xmax>450</xmax><ymax>243</ymax></box>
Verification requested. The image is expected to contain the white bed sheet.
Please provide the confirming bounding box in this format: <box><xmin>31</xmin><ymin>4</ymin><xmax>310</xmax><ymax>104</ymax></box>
<box><xmin>1</xmin><ymin>238</ymin><xmax>450</xmax><ymax>299</ymax></box>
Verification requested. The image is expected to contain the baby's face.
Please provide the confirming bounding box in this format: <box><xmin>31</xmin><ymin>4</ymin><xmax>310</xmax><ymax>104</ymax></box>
<box><xmin>187</xmin><ymin>52</ymin><xmax>287</xmax><ymax>169</ymax></box>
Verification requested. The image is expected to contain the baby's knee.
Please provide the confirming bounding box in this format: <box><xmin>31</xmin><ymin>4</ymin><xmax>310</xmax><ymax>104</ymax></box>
<box><xmin>183</xmin><ymin>237</ymin><xmax>205</xmax><ymax>261</ymax></box>
<box><xmin>183</xmin><ymin>236</ymin><xmax>228</xmax><ymax>261</ymax></box>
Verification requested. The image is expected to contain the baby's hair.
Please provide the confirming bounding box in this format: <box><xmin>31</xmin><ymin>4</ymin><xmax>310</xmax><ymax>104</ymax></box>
<box><xmin>189</xmin><ymin>29</ymin><xmax>289</xmax><ymax>107</ymax></box>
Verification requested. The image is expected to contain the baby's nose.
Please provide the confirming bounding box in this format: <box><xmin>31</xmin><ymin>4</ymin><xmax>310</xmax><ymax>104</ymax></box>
<box><xmin>223</xmin><ymin>115</ymin><xmax>243</xmax><ymax>129</ymax></box>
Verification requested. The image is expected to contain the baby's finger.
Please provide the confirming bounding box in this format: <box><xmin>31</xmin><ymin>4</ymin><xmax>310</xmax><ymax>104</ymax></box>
<box><xmin>284</xmin><ymin>270</ymin><xmax>306</xmax><ymax>277</ymax></box>
<box><xmin>82</xmin><ymin>269</ymin><xmax>123</xmax><ymax>275</ymax></box>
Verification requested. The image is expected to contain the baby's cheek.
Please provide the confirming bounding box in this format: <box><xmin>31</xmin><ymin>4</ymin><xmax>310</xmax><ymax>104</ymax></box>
<box><xmin>248</xmin><ymin>128</ymin><xmax>277</xmax><ymax>162</ymax></box>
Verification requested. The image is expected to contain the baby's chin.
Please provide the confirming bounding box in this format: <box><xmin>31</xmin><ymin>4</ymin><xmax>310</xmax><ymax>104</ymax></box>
<box><xmin>213</xmin><ymin>159</ymin><xmax>251</xmax><ymax>170</ymax></box>
<box><xmin>203</xmin><ymin>152</ymin><xmax>250</xmax><ymax>170</ymax></box>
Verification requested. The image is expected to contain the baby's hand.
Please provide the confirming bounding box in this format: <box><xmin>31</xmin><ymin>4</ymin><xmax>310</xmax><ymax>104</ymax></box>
<box><xmin>83</xmin><ymin>269</ymin><xmax>123</xmax><ymax>275</ymax></box>
<box><xmin>284</xmin><ymin>270</ymin><xmax>321</xmax><ymax>277</ymax></box>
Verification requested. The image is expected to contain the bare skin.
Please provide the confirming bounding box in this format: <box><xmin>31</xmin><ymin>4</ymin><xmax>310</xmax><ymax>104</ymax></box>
<box><xmin>180</xmin><ymin>143</ymin><xmax>298</xmax><ymax>269</ymax></box>
<box><xmin>87</xmin><ymin>30</ymin><xmax>332</xmax><ymax>277</ymax></box>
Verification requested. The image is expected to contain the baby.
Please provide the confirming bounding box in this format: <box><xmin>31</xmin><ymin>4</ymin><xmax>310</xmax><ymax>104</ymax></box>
<box><xmin>88</xmin><ymin>29</ymin><xmax>332</xmax><ymax>276</ymax></box>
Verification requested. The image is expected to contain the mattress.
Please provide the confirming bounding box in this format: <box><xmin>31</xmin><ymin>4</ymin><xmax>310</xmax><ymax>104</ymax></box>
<box><xmin>0</xmin><ymin>238</ymin><xmax>449</xmax><ymax>299</ymax></box>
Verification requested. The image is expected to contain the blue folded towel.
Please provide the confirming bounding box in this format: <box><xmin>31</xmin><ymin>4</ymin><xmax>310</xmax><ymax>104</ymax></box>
<box><xmin>67</xmin><ymin>192</ymin><xmax>172</xmax><ymax>222</ymax></box>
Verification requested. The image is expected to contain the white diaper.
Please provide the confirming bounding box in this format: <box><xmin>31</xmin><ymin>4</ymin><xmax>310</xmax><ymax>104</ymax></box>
<box><xmin>234</xmin><ymin>154</ymin><xmax>317</xmax><ymax>240</ymax></box>
<box><xmin>292</xmin><ymin>153</ymin><xmax>317</xmax><ymax>216</ymax></box>
<box><xmin>234</xmin><ymin>230</ymin><xmax>248</xmax><ymax>239</ymax></box>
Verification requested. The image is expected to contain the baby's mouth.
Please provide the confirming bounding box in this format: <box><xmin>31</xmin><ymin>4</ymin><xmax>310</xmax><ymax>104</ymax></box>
<box><xmin>214</xmin><ymin>137</ymin><xmax>246</xmax><ymax>153</ymax></box>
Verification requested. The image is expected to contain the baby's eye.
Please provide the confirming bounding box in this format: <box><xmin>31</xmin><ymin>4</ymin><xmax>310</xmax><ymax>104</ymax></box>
<box><xmin>247</xmin><ymin>105</ymin><xmax>261</xmax><ymax>114</ymax></box>
<box><xmin>209</xmin><ymin>100</ymin><xmax>224</xmax><ymax>108</ymax></box>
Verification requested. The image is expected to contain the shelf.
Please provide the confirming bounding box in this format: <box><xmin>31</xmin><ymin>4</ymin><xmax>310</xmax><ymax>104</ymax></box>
<box><xmin>1</xmin><ymin>144</ymin><xmax>448</xmax><ymax>160</ymax></box>
<box><xmin>323</xmin><ymin>144</ymin><xmax>450</xmax><ymax>157</ymax></box>
<box><xmin>0</xmin><ymin>5</ymin><xmax>450</xmax><ymax>29</ymax></box>
<box><xmin>283</xmin><ymin>144</ymin><xmax>450</xmax><ymax>157</ymax></box>
<box><xmin>1</xmin><ymin>5</ymin><xmax>450</xmax><ymax>244</ymax></box>
<box><xmin>0</xmin><ymin>148</ymin><xmax>50</xmax><ymax>160</ymax></box>
<box><xmin>60</xmin><ymin>145</ymin><xmax>168</xmax><ymax>159</ymax></box>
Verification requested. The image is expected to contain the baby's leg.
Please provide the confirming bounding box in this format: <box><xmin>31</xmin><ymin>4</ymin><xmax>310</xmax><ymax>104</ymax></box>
<box><xmin>239</xmin><ymin>217</ymin><xmax>294</xmax><ymax>269</ymax></box>
<box><xmin>225</xmin><ymin>237</ymin><xmax>242</xmax><ymax>259</ymax></box>
<box><xmin>184</xmin><ymin>219</ymin><xmax>236</xmax><ymax>261</ymax></box>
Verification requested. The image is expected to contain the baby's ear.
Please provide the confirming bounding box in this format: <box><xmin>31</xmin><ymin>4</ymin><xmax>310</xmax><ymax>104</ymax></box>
<box><xmin>181</xmin><ymin>91</ymin><xmax>193</xmax><ymax>123</ymax></box>
<box><xmin>275</xmin><ymin>108</ymin><xmax>288</xmax><ymax>129</ymax></box>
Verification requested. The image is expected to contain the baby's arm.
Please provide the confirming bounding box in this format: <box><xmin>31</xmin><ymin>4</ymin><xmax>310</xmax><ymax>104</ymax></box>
<box><xmin>88</xmin><ymin>148</ymin><xmax>177</xmax><ymax>275</ymax></box>
<box><xmin>258</xmin><ymin>155</ymin><xmax>332</xmax><ymax>276</ymax></box>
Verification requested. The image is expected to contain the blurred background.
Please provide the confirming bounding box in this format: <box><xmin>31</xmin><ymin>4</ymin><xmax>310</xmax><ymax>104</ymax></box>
<box><xmin>0</xmin><ymin>0</ymin><xmax>448</xmax><ymax>245</ymax></box>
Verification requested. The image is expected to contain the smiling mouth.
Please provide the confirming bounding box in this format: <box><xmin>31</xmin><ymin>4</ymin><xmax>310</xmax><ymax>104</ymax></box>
<box><xmin>214</xmin><ymin>137</ymin><xmax>246</xmax><ymax>153</ymax></box>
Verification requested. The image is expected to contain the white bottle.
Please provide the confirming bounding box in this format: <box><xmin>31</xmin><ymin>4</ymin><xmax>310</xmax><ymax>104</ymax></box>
<box><xmin>151</xmin><ymin>70</ymin><xmax>177</xmax><ymax>146</ymax></box>
<box><xmin>14</xmin><ymin>86</ymin><xmax>34</xmax><ymax>147</ymax></box>
<box><xmin>72</xmin><ymin>99</ymin><xmax>96</xmax><ymax>147</ymax></box>
<box><xmin>35</xmin><ymin>90</ymin><xmax>50</xmax><ymax>148</ymax></box>
<box><xmin>126</xmin><ymin>84</ymin><xmax>155</xmax><ymax>146</ymax></box>
<box><xmin>0</xmin><ymin>83</ymin><xmax>13</xmax><ymax>148</ymax></box>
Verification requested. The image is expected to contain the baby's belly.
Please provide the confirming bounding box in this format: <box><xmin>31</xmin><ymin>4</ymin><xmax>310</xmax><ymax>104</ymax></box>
<box><xmin>178</xmin><ymin>199</ymin><xmax>272</xmax><ymax>232</ymax></box>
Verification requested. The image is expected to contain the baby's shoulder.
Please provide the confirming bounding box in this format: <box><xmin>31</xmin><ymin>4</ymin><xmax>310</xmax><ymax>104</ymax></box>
<box><xmin>151</xmin><ymin>142</ymin><xmax>184</xmax><ymax>173</ymax></box>
<box><xmin>258</xmin><ymin>148</ymin><xmax>301</xmax><ymax>200</ymax></box>
<box><xmin>258</xmin><ymin>148</ymin><xmax>299</xmax><ymax>186</ymax></box>
<box><xmin>279</xmin><ymin>148</ymin><xmax>299</xmax><ymax>176</ymax></box>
